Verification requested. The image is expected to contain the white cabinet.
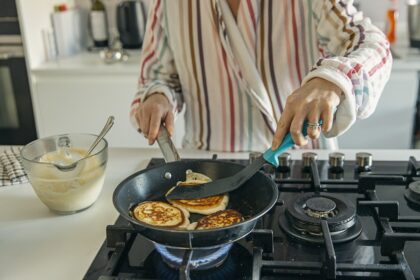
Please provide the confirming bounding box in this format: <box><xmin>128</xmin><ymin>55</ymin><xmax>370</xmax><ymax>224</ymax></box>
<box><xmin>31</xmin><ymin>72</ymin><xmax>185</xmax><ymax>148</ymax></box>
<box><xmin>338</xmin><ymin>70</ymin><xmax>419</xmax><ymax>149</ymax></box>
<box><xmin>30</xmin><ymin>61</ymin><xmax>417</xmax><ymax>149</ymax></box>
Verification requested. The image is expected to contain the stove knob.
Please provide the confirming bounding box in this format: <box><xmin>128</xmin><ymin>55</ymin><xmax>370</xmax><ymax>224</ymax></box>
<box><xmin>302</xmin><ymin>152</ymin><xmax>318</xmax><ymax>169</ymax></box>
<box><xmin>329</xmin><ymin>152</ymin><xmax>345</xmax><ymax>173</ymax></box>
<box><xmin>277</xmin><ymin>152</ymin><xmax>291</xmax><ymax>172</ymax></box>
<box><xmin>249</xmin><ymin>152</ymin><xmax>262</xmax><ymax>164</ymax></box>
<box><xmin>356</xmin><ymin>152</ymin><xmax>373</xmax><ymax>172</ymax></box>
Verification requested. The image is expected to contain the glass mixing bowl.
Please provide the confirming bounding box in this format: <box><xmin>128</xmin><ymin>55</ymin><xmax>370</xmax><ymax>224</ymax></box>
<box><xmin>21</xmin><ymin>133</ymin><xmax>108</xmax><ymax>214</ymax></box>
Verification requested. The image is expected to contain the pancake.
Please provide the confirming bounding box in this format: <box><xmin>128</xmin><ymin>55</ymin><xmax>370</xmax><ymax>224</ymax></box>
<box><xmin>168</xmin><ymin>190</ymin><xmax>229</xmax><ymax>215</ymax></box>
<box><xmin>196</xmin><ymin>209</ymin><xmax>243</xmax><ymax>230</ymax></box>
<box><xmin>166</xmin><ymin>171</ymin><xmax>229</xmax><ymax>215</ymax></box>
<box><xmin>187</xmin><ymin>222</ymin><xmax>198</xmax><ymax>230</ymax></box>
<box><xmin>185</xmin><ymin>169</ymin><xmax>212</xmax><ymax>182</ymax></box>
<box><xmin>132</xmin><ymin>201</ymin><xmax>190</xmax><ymax>229</ymax></box>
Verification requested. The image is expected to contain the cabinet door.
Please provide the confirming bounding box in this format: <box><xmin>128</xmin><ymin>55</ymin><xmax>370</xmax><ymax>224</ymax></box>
<box><xmin>33</xmin><ymin>74</ymin><xmax>185</xmax><ymax>148</ymax></box>
<box><xmin>338</xmin><ymin>71</ymin><xmax>418</xmax><ymax>149</ymax></box>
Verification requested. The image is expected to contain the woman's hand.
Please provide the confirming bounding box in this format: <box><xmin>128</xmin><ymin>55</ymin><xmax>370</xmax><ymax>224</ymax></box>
<box><xmin>135</xmin><ymin>93</ymin><xmax>174</xmax><ymax>145</ymax></box>
<box><xmin>272</xmin><ymin>78</ymin><xmax>342</xmax><ymax>149</ymax></box>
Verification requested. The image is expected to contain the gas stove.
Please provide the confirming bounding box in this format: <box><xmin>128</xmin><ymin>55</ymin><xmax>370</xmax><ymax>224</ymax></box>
<box><xmin>84</xmin><ymin>152</ymin><xmax>420</xmax><ymax>280</ymax></box>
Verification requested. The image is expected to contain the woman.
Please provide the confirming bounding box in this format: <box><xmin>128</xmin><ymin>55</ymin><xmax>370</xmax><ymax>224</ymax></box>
<box><xmin>130</xmin><ymin>0</ymin><xmax>391</xmax><ymax>152</ymax></box>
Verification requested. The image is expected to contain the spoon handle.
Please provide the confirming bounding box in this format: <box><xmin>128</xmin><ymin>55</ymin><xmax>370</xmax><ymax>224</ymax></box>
<box><xmin>87</xmin><ymin>116</ymin><xmax>115</xmax><ymax>155</ymax></box>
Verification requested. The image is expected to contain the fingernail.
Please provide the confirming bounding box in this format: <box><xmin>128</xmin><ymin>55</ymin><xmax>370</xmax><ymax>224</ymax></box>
<box><xmin>271</xmin><ymin>141</ymin><xmax>279</xmax><ymax>150</ymax></box>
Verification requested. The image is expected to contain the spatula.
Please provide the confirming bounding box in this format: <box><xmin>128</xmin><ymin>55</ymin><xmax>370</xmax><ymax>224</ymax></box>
<box><xmin>166</xmin><ymin>122</ymin><xmax>317</xmax><ymax>200</ymax></box>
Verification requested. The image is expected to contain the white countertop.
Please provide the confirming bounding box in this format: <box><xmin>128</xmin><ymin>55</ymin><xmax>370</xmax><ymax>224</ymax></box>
<box><xmin>392</xmin><ymin>43</ymin><xmax>420</xmax><ymax>71</ymax></box>
<box><xmin>388</xmin><ymin>22</ymin><xmax>420</xmax><ymax>71</ymax></box>
<box><xmin>1</xmin><ymin>147</ymin><xmax>420</xmax><ymax>280</ymax></box>
<box><xmin>31</xmin><ymin>41</ymin><xmax>420</xmax><ymax>76</ymax></box>
<box><xmin>31</xmin><ymin>50</ymin><xmax>142</xmax><ymax>75</ymax></box>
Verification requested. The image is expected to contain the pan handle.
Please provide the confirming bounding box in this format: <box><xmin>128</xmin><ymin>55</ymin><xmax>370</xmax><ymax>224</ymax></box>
<box><xmin>179</xmin><ymin>249</ymin><xmax>193</xmax><ymax>280</ymax></box>
<box><xmin>156</xmin><ymin>125</ymin><xmax>181</xmax><ymax>162</ymax></box>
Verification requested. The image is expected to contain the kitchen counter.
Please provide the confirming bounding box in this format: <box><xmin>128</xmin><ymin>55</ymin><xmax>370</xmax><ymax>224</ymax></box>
<box><xmin>1</xmin><ymin>147</ymin><xmax>420</xmax><ymax>280</ymax></box>
<box><xmin>31</xmin><ymin>44</ymin><xmax>420</xmax><ymax>76</ymax></box>
<box><xmin>392</xmin><ymin>43</ymin><xmax>420</xmax><ymax>71</ymax></box>
<box><xmin>31</xmin><ymin>51</ymin><xmax>142</xmax><ymax>75</ymax></box>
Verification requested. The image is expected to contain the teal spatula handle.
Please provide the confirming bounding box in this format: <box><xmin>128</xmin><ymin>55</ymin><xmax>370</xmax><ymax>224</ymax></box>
<box><xmin>262</xmin><ymin>132</ymin><xmax>295</xmax><ymax>167</ymax></box>
<box><xmin>263</xmin><ymin>121</ymin><xmax>322</xmax><ymax>167</ymax></box>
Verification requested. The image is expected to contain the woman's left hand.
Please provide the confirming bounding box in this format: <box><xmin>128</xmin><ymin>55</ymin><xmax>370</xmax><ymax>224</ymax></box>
<box><xmin>272</xmin><ymin>77</ymin><xmax>342</xmax><ymax>149</ymax></box>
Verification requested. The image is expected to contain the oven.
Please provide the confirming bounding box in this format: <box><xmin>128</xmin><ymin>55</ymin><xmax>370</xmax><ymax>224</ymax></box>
<box><xmin>0</xmin><ymin>0</ymin><xmax>37</xmax><ymax>145</ymax></box>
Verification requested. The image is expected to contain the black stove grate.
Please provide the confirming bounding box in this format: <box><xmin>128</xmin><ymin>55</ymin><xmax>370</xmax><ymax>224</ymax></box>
<box><xmin>252</xmin><ymin>156</ymin><xmax>420</xmax><ymax>280</ymax></box>
<box><xmin>84</xmin><ymin>156</ymin><xmax>420</xmax><ymax>280</ymax></box>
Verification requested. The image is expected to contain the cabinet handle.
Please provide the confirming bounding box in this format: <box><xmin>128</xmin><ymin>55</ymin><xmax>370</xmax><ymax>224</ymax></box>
<box><xmin>0</xmin><ymin>52</ymin><xmax>24</xmax><ymax>60</ymax></box>
<box><xmin>0</xmin><ymin>17</ymin><xmax>18</xmax><ymax>23</ymax></box>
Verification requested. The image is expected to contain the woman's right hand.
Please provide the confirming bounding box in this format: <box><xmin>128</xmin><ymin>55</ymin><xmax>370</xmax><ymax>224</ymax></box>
<box><xmin>135</xmin><ymin>93</ymin><xmax>174</xmax><ymax>145</ymax></box>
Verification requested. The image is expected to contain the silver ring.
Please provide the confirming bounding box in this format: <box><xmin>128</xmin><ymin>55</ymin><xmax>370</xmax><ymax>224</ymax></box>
<box><xmin>307</xmin><ymin>122</ymin><xmax>321</xmax><ymax>129</ymax></box>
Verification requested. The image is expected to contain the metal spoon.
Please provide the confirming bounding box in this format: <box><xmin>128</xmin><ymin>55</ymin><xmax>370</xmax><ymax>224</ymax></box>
<box><xmin>54</xmin><ymin>116</ymin><xmax>115</xmax><ymax>173</ymax></box>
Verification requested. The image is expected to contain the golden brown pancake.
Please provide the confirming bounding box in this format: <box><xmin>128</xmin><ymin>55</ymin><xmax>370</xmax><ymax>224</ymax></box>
<box><xmin>185</xmin><ymin>169</ymin><xmax>212</xmax><ymax>181</ymax></box>
<box><xmin>166</xmin><ymin>176</ymin><xmax>229</xmax><ymax>215</ymax></box>
<box><xmin>132</xmin><ymin>201</ymin><xmax>190</xmax><ymax>228</ymax></box>
<box><xmin>196</xmin><ymin>209</ymin><xmax>243</xmax><ymax>230</ymax></box>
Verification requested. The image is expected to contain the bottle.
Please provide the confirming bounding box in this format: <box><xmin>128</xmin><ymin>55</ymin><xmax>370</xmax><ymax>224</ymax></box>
<box><xmin>90</xmin><ymin>0</ymin><xmax>109</xmax><ymax>47</ymax></box>
<box><xmin>385</xmin><ymin>0</ymin><xmax>398</xmax><ymax>45</ymax></box>
<box><xmin>353</xmin><ymin>0</ymin><xmax>361</xmax><ymax>11</ymax></box>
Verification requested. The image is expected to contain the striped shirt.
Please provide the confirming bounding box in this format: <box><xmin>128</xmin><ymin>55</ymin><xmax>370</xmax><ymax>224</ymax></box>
<box><xmin>130</xmin><ymin>0</ymin><xmax>392</xmax><ymax>152</ymax></box>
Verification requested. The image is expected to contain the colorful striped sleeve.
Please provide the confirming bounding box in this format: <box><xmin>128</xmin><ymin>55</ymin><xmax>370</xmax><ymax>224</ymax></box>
<box><xmin>302</xmin><ymin>0</ymin><xmax>392</xmax><ymax>138</ymax></box>
<box><xmin>130</xmin><ymin>0</ymin><xmax>183</xmax><ymax>130</ymax></box>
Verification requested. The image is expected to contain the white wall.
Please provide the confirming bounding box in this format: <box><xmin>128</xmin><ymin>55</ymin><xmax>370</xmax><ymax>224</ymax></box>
<box><xmin>359</xmin><ymin>0</ymin><xmax>407</xmax><ymax>25</ymax></box>
<box><xmin>16</xmin><ymin>0</ymin><xmax>75</xmax><ymax>69</ymax></box>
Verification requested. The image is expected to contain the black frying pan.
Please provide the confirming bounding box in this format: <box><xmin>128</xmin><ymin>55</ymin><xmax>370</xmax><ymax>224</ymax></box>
<box><xmin>113</xmin><ymin>126</ymin><xmax>278</xmax><ymax>249</ymax></box>
<box><xmin>113</xmin><ymin>159</ymin><xmax>278</xmax><ymax>249</ymax></box>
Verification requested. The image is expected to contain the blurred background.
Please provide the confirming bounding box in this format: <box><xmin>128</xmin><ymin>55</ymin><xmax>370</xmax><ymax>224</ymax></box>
<box><xmin>1</xmin><ymin>0</ymin><xmax>419</xmax><ymax>150</ymax></box>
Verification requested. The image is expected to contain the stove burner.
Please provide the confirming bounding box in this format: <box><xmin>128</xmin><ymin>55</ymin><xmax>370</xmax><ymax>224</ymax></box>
<box><xmin>146</xmin><ymin>244</ymin><xmax>251</xmax><ymax>280</ymax></box>
<box><xmin>410</xmin><ymin>181</ymin><xmax>420</xmax><ymax>194</ymax></box>
<box><xmin>279</xmin><ymin>193</ymin><xmax>362</xmax><ymax>244</ymax></box>
<box><xmin>154</xmin><ymin>243</ymin><xmax>232</xmax><ymax>270</ymax></box>
<box><xmin>405</xmin><ymin>181</ymin><xmax>420</xmax><ymax>210</ymax></box>
<box><xmin>304</xmin><ymin>197</ymin><xmax>337</xmax><ymax>218</ymax></box>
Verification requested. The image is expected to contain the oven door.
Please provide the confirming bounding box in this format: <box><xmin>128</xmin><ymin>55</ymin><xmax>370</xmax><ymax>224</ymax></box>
<box><xmin>0</xmin><ymin>45</ymin><xmax>37</xmax><ymax>144</ymax></box>
<box><xmin>0</xmin><ymin>0</ymin><xmax>20</xmax><ymax>34</ymax></box>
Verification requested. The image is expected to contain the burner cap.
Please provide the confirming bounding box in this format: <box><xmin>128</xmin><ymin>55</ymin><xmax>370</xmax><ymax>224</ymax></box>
<box><xmin>404</xmin><ymin>181</ymin><xmax>420</xmax><ymax>210</ymax></box>
<box><xmin>279</xmin><ymin>193</ymin><xmax>362</xmax><ymax>244</ymax></box>
<box><xmin>305</xmin><ymin>197</ymin><xmax>337</xmax><ymax>218</ymax></box>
